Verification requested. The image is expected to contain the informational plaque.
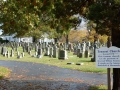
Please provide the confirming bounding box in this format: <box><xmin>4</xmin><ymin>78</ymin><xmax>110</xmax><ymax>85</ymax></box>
<box><xmin>96</xmin><ymin>46</ymin><xmax>120</xmax><ymax>68</ymax></box>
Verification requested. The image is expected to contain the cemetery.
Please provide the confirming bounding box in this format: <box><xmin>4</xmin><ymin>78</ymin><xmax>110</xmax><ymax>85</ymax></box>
<box><xmin>1</xmin><ymin>0</ymin><xmax>120</xmax><ymax>89</ymax></box>
<box><xmin>0</xmin><ymin>41</ymin><xmax>107</xmax><ymax>73</ymax></box>
<box><xmin>0</xmin><ymin>41</ymin><xmax>108</xmax><ymax>90</ymax></box>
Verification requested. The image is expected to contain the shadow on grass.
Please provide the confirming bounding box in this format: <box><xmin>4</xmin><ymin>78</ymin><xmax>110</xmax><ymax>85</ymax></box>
<box><xmin>88</xmin><ymin>85</ymin><xmax>107</xmax><ymax>90</ymax></box>
<box><xmin>0</xmin><ymin>78</ymin><xmax>92</xmax><ymax>90</ymax></box>
<box><xmin>78</xmin><ymin>58</ymin><xmax>92</xmax><ymax>62</ymax></box>
<box><xmin>0</xmin><ymin>75</ymin><xmax>4</xmax><ymax>79</ymax></box>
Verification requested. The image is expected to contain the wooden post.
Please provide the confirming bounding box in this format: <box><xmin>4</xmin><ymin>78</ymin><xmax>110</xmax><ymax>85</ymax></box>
<box><xmin>107</xmin><ymin>37</ymin><xmax>112</xmax><ymax>90</ymax></box>
<box><xmin>107</xmin><ymin>68</ymin><xmax>111</xmax><ymax>90</ymax></box>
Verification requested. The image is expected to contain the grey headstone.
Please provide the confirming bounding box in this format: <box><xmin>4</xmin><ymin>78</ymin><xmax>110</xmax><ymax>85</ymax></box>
<box><xmin>58</xmin><ymin>50</ymin><xmax>68</xmax><ymax>60</ymax></box>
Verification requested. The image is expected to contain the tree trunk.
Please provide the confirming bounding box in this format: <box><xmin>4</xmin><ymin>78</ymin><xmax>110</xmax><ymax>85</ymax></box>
<box><xmin>33</xmin><ymin>36</ymin><xmax>38</xmax><ymax>43</ymax></box>
<box><xmin>112</xmin><ymin>68</ymin><xmax>120</xmax><ymax>90</ymax></box>
<box><xmin>54</xmin><ymin>38</ymin><xmax>58</xmax><ymax>44</ymax></box>
<box><xmin>112</xmin><ymin>28</ymin><xmax>120</xmax><ymax>90</ymax></box>
<box><xmin>66</xmin><ymin>35</ymin><xmax>69</xmax><ymax>44</ymax></box>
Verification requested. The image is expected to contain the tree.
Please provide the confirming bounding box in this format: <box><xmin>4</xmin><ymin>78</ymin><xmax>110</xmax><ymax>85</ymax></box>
<box><xmin>86</xmin><ymin>1</ymin><xmax>120</xmax><ymax>89</ymax></box>
<box><xmin>1</xmin><ymin>0</ymin><xmax>120</xmax><ymax>89</ymax></box>
<box><xmin>99</xmin><ymin>34</ymin><xmax>108</xmax><ymax>45</ymax></box>
<box><xmin>68</xmin><ymin>30</ymin><xmax>88</xmax><ymax>43</ymax></box>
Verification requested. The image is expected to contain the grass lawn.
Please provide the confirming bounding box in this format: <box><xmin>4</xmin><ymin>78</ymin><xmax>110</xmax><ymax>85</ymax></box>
<box><xmin>0</xmin><ymin>47</ymin><xmax>108</xmax><ymax>89</ymax></box>
<box><xmin>0</xmin><ymin>66</ymin><xmax>11</xmax><ymax>79</ymax></box>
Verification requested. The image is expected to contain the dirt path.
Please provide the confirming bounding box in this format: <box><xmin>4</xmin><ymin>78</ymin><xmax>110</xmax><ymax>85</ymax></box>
<box><xmin>0</xmin><ymin>60</ymin><xmax>109</xmax><ymax>90</ymax></box>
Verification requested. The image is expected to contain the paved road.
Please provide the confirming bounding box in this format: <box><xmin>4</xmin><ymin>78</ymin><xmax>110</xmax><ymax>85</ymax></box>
<box><xmin>0</xmin><ymin>60</ymin><xmax>110</xmax><ymax>90</ymax></box>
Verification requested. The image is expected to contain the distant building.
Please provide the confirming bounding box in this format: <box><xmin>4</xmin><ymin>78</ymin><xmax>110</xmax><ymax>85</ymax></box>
<box><xmin>0</xmin><ymin>34</ymin><xmax>54</xmax><ymax>43</ymax></box>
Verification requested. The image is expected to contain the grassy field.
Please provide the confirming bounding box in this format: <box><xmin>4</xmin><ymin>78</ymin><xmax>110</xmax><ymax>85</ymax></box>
<box><xmin>0</xmin><ymin>66</ymin><xmax>11</xmax><ymax>79</ymax></box>
<box><xmin>0</xmin><ymin>47</ymin><xmax>108</xmax><ymax>89</ymax></box>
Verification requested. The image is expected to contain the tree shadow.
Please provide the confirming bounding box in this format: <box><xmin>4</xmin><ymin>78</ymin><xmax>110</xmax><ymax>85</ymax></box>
<box><xmin>0</xmin><ymin>78</ymin><xmax>92</xmax><ymax>90</ymax></box>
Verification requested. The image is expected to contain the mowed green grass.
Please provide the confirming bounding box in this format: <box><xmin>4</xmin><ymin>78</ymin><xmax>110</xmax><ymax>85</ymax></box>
<box><xmin>0</xmin><ymin>47</ymin><xmax>108</xmax><ymax>89</ymax></box>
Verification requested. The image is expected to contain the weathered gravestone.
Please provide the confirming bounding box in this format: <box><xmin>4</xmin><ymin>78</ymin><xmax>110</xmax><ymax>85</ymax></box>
<box><xmin>76</xmin><ymin>62</ymin><xmax>84</xmax><ymax>65</ymax></box>
<box><xmin>10</xmin><ymin>49</ymin><xmax>14</xmax><ymax>57</ymax></box>
<box><xmin>1</xmin><ymin>47</ymin><xmax>7</xmax><ymax>56</ymax></box>
<box><xmin>22</xmin><ymin>46</ymin><xmax>25</xmax><ymax>52</ymax></box>
<box><xmin>7</xmin><ymin>51</ymin><xmax>10</xmax><ymax>58</ymax></box>
<box><xmin>73</xmin><ymin>45</ymin><xmax>77</xmax><ymax>55</ymax></box>
<box><xmin>77</xmin><ymin>49</ymin><xmax>81</xmax><ymax>57</ymax></box>
<box><xmin>49</xmin><ymin>47</ymin><xmax>53</xmax><ymax>57</ymax></box>
<box><xmin>58</xmin><ymin>49</ymin><xmax>68</xmax><ymax>60</ymax></box>
<box><xmin>79</xmin><ymin>52</ymin><xmax>84</xmax><ymax>58</ymax></box>
<box><xmin>37</xmin><ymin>48</ymin><xmax>42</xmax><ymax>58</ymax></box>
<box><xmin>44</xmin><ymin>46</ymin><xmax>50</xmax><ymax>56</ymax></box>
<box><xmin>84</xmin><ymin>50</ymin><xmax>89</xmax><ymax>58</ymax></box>
<box><xmin>35</xmin><ymin>44</ymin><xmax>38</xmax><ymax>52</ymax></box>
<box><xmin>53</xmin><ymin>45</ymin><xmax>57</xmax><ymax>58</ymax></box>
<box><xmin>21</xmin><ymin>52</ymin><xmax>25</xmax><ymax>57</ymax></box>
<box><xmin>17</xmin><ymin>51</ymin><xmax>20</xmax><ymax>56</ymax></box>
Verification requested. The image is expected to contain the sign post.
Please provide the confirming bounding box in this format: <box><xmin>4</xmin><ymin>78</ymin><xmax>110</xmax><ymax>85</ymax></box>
<box><xmin>96</xmin><ymin>46</ymin><xmax>120</xmax><ymax>90</ymax></box>
<box><xmin>107</xmin><ymin>37</ymin><xmax>112</xmax><ymax>90</ymax></box>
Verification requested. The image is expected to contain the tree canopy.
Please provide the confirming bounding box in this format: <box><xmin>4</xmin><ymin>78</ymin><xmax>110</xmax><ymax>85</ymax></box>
<box><xmin>0</xmin><ymin>0</ymin><xmax>120</xmax><ymax>89</ymax></box>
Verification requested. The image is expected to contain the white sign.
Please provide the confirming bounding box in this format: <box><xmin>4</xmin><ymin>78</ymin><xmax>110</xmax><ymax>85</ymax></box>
<box><xmin>96</xmin><ymin>46</ymin><xmax>120</xmax><ymax>68</ymax></box>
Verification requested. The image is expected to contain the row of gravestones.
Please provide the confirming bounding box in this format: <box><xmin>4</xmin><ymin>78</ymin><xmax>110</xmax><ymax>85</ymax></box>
<box><xmin>72</xmin><ymin>42</ymin><xmax>95</xmax><ymax>58</ymax></box>
<box><xmin>0</xmin><ymin>41</ymin><xmax>102</xmax><ymax>60</ymax></box>
<box><xmin>0</xmin><ymin>44</ymin><xmax>68</xmax><ymax>60</ymax></box>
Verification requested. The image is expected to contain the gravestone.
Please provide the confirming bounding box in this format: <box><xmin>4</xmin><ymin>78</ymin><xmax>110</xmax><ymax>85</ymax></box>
<box><xmin>21</xmin><ymin>52</ymin><xmax>25</xmax><ymax>57</ymax></box>
<box><xmin>42</xmin><ymin>42</ymin><xmax>45</xmax><ymax>52</ymax></box>
<box><xmin>35</xmin><ymin>44</ymin><xmax>38</xmax><ymax>52</ymax></box>
<box><xmin>22</xmin><ymin>46</ymin><xmax>25</xmax><ymax>52</ymax></box>
<box><xmin>26</xmin><ymin>46</ymin><xmax>30</xmax><ymax>53</ymax></box>
<box><xmin>17</xmin><ymin>51</ymin><xmax>20</xmax><ymax>56</ymax></box>
<box><xmin>49</xmin><ymin>47</ymin><xmax>53</xmax><ymax>57</ymax></box>
<box><xmin>53</xmin><ymin>45</ymin><xmax>57</xmax><ymax>58</ymax></box>
<box><xmin>76</xmin><ymin>62</ymin><xmax>84</xmax><ymax>65</ymax></box>
<box><xmin>28</xmin><ymin>50</ymin><xmax>32</xmax><ymax>55</ymax></box>
<box><xmin>35</xmin><ymin>51</ymin><xmax>38</xmax><ymax>56</ymax></box>
<box><xmin>10</xmin><ymin>49</ymin><xmax>14</xmax><ymax>57</ymax></box>
<box><xmin>58</xmin><ymin>50</ymin><xmax>68</xmax><ymax>60</ymax></box>
<box><xmin>79</xmin><ymin>52</ymin><xmax>84</xmax><ymax>58</ymax></box>
<box><xmin>7</xmin><ymin>51</ymin><xmax>10</xmax><ymax>58</ymax></box>
<box><xmin>17</xmin><ymin>55</ymin><xmax>22</xmax><ymax>59</ymax></box>
<box><xmin>2</xmin><ymin>47</ymin><xmax>7</xmax><ymax>56</ymax></box>
<box><xmin>0</xmin><ymin>47</ymin><xmax>1</xmax><ymax>55</ymax></box>
<box><xmin>73</xmin><ymin>45</ymin><xmax>77</xmax><ymax>55</ymax></box>
<box><xmin>77</xmin><ymin>49</ymin><xmax>81</xmax><ymax>57</ymax></box>
<box><xmin>44</xmin><ymin>46</ymin><xmax>50</xmax><ymax>56</ymax></box>
<box><xmin>84</xmin><ymin>50</ymin><xmax>89</xmax><ymax>58</ymax></box>
<box><xmin>37</xmin><ymin>48</ymin><xmax>42</xmax><ymax>58</ymax></box>
<box><xmin>67</xmin><ymin>62</ymin><xmax>74</xmax><ymax>65</ymax></box>
<box><xmin>91</xmin><ymin>41</ymin><xmax>98</xmax><ymax>62</ymax></box>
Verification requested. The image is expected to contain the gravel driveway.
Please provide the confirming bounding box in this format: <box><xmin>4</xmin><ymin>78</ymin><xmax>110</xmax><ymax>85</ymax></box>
<box><xmin>0</xmin><ymin>60</ymin><xmax>109</xmax><ymax>90</ymax></box>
